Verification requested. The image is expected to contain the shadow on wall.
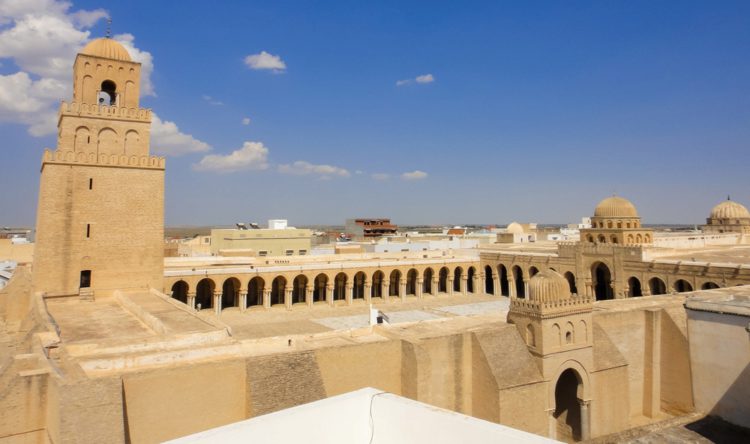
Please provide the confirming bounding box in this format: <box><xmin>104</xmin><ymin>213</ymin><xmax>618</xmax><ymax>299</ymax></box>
<box><xmin>684</xmin><ymin>414</ymin><xmax>750</xmax><ymax>443</ymax></box>
<box><xmin>707</xmin><ymin>362</ymin><xmax>750</xmax><ymax>431</ymax></box>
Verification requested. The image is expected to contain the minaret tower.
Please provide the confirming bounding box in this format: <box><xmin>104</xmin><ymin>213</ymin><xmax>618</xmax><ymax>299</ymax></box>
<box><xmin>33</xmin><ymin>37</ymin><xmax>164</xmax><ymax>297</ymax></box>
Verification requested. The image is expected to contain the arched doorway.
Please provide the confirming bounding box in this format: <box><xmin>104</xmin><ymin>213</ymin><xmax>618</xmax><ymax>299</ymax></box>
<box><xmin>371</xmin><ymin>271</ymin><xmax>384</xmax><ymax>299</ymax></box>
<box><xmin>313</xmin><ymin>273</ymin><xmax>328</xmax><ymax>303</ymax></box>
<box><xmin>512</xmin><ymin>266</ymin><xmax>525</xmax><ymax>298</ymax></box>
<box><xmin>564</xmin><ymin>272</ymin><xmax>577</xmax><ymax>295</ymax></box>
<box><xmin>453</xmin><ymin>267</ymin><xmax>463</xmax><ymax>293</ymax></box>
<box><xmin>353</xmin><ymin>272</ymin><xmax>366</xmax><ymax>299</ymax></box>
<box><xmin>389</xmin><ymin>270</ymin><xmax>401</xmax><ymax>297</ymax></box>
<box><xmin>424</xmin><ymin>268</ymin><xmax>434</xmax><ymax>295</ymax></box>
<box><xmin>498</xmin><ymin>264</ymin><xmax>509</xmax><ymax>296</ymax></box>
<box><xmin>334</xmin><ymin>272</ymin><xmax>347</xmax><ymax>301</ymax></box>
<box><xmin>554</xmin><ymin>368</ymin><xmax>583</xmax><ymax>442</ymax></box>
<box><xmin>247</xmin><ymin>277</ymin><xmax>264</xmax><ymax>307</ymax></box>
<box><xmin>271</xmin><ymin>276</ymin><xmax>286</xmax><ymax>305</ymax></box>
<box><xmin>649</xmin><ymin>277</ymin><xmax>666</xmax><ymax>295</ymax></box>
<box><xmin>484</xmin><ymin>265</ymin><xmax>494</xmax><ymax>295</ymax></box>
<box><xmin>196</xmin><ymin>278</ymin><xmax>214</xmax><ymax>310</ymax></box>
<box><xmin>406</xmin><ymin>269</ymin><xmax>418</xmax><ymax>296</ymax></box>
<box><xmin>592</xmin><ymin>262</ymin><xmax>613</xmax><ymax>300</ymax></box>
<box><xmin>221</xmin><ymin>277</ymin><xmax>240</xmax><ymax>309</ymax></box>
<box><xmin>467</xmin><ymin>267</ymin><xmax>476</xmax><ymax>293</ymax></box>
<box><xmin>171</xmin><ymin>280</ymin><xmax>188</xmax><ymax>304</ymax></box>
<box><xmin>438</xmin><ymin>267</ymin><xmax>449</xmax><ymax>293</ymax></box>
<box><xmin>292</xmin><ymin>275</ymin><xmax>307</xmax><ymax>304</ymax></box>
<box><xmin>627</xmin><ymin>277</ymin><xmax>642</xmax><ymax>297</ymax></box>
<box><xmin>674</xmin><ymin>279</ymin><xmax>693</xmax><ymax>293</ymax></box>
<box><xmin>701</xmin><ymin>281</ymin><xmax>719</xmax><ymax>290</ymax></box>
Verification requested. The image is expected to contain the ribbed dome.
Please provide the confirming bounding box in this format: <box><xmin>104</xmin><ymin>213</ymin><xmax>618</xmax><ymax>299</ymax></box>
<box><xmin>710</xmin><ymin>199</ymin><xmax>750</xmax><ymax>220</ymax></box>
<box><xmin>528</xmin><ymin>270</ymin><xmax>570</xmax><ymax>303</ymax></box>
<box><xmin>81</xmin><ymin>38</ymin><xmax>132</xmax><ymax>61</ymax></box>
<box><xmin>594</xmin><ymin>196</ymin><xmax>639</xmax><ymax>218</ymax></box>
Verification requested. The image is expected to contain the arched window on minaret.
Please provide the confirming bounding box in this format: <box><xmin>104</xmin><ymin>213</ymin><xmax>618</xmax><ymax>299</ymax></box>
<box><xmin>98</xmin><ymin>80</ymin><xmax>117</xmax><ymax>106</ymax></box>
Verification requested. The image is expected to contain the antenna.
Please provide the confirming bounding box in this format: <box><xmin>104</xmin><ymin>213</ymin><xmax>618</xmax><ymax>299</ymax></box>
<box><xmin>727</xmin><ymin>194</ymin><xmax>731</xmax><ymax>201</ymax></box>
<box><xmin>105</xmin><ymin>17</ymin><xmax>112</xmax><ymax>38</ymax></box>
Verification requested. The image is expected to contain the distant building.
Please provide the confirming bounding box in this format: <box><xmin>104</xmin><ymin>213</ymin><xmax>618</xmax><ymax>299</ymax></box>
<box><xmin>702</xmin><ymin>198</ymin><xmax>750</xmax><ymax>235</ymax></box>
<box><xmin>211</xmin><ymin>220</ymin><xmax>312</xmax><ymax>256</ymax></box>
<box><xmin>345</xmin><ymin>218</ymin><xmax>398</xmax><ymax>239</ymax></box>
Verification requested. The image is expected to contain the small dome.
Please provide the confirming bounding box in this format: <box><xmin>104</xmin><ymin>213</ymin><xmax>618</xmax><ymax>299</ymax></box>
<box><xmin>594</xmin><ymin>196</ymin><xmax>639</xmax><ymax>218</ymax></box>
<box><xmin>506</xmin><ymin>222</ymin><xmax>524</xmax><ymax>234</ymax></box>
<box><xmin>81</xmin><ymin>38</ymin><xmax>132</xmax><ymax>62</ymax></box>
<box><xmin>710</xmin><ymin>199</ymin><xmax>750</xmax><ymax>220</ymax></box>
<box><xmin>528</xmin><ymin>270</ymin><xmax>570</xmax><ymax>303</ymax></box>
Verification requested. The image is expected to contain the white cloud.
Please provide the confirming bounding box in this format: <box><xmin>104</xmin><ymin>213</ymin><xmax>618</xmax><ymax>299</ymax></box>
<box><xmin>241</xmin><ymin>117</ymin><xmax>251</xmax><ymax>125</ymax></box>
<box><xmin>113</xmin><ymin>33</ymin><xmax>155</xmax><ymax>96</ymax></box>
<box><xmin>151</xmin><ymin>114</ymin><xmax>211</xmax><ymax>156</ymax></box>
<box><xmin>401</xmin><ymin>170</ymin><xmax>428</xmax><ymax>180</ymax></box>
<box><xmin>202</xmin><ymin>94</ymin><xmax>223</xmax><ymax>106</ymax></box>
<box><xmin>244</xmin><ymin>51</ymin><xmax>286</xmax><ymax>72</ymax></box>
<box><xmin>194</xmin><ymin>141</ymin><xmax>269</xmax><ymax>173</ymax></box>
<box><xmin>278</xmin><ymin>160</ymin><xmax>350</xmax><ymax>178</ymax></box>
<box><xmin>396</xmin><ymin>73</ymin><xmax>435</xmax><ymax>87</ymax></box>
<box><xmin>371</xmin><ymin>173</ymin><xmax>390</xmax><ymax>181</ymax></box>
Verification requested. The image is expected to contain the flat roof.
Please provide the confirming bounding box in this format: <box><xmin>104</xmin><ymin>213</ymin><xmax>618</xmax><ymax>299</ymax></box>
<box><xmin>684</xmin><ymin>286</ymin><xmax>750</xmax><ymax>318</ymax></box>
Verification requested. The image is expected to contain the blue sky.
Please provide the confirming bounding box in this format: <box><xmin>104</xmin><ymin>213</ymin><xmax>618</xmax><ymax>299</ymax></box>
<box><xmin>1</xmin><ymin>1</ymin><xmax>749</xmax><ymax>226</ymax></box>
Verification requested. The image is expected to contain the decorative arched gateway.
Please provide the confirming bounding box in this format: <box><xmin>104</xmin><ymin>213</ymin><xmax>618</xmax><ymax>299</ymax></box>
<box><xmin>564</xmin><ymin>272</ymin><xmax>577</xmax><ymax>295</ymax></box>
<box><xmin>195</xmin><ymin>278</ymin><xmax>214</xmax><ymax>310</ymax></box>
<box><xmin>292</xmin><ymin>275</ymin><xmax>307</xmax><ymax>304</ymax></box>
<box><xmin>649</xmin><ymin>277</ymin><xmax>666</xmax><ymax>296</ymax></box>
<box><xmin>453</xmin><ymin>267</ymin><xmax>463</xmax><ymax>293</ymax></box>
<box><xmin>512</xmin><ymin>265</ymin><xmax>525</xmax><ymax>298</ymax></box>
<box><xmin>221</xmin><ymin>277</ymin><xmax>240</xmax><ymax>309</ymax></box>
<box><xmin>389</xmin><ymin>270</ymin><xmax>401</xmax><ymax>297</ymax></box>
<box><xmin>467</xmin><ymin>266</ymin><xmax>476</xmax><ymax>293</ymax></box>
<box><xmin>674</xmin><ymin>279</ymin><xmax>693</xmax><ymax>293</ymax></box>
<box><xmin>406</xmin><ymin>269</ymin><xmax>418</xmax><ymax>296</ymax></box>
<box><xmin>702</xmin><ymin>281</ymin><xmax>720</xmax><ymax>290</ymax></box>
<box><xmin>271</xmin><ymin>276</ymin><xmax>286</xmax><ymax>306</ymax></box>
<box><xmin>334</xmin><ymin>272</ymin><xmax>347</xmax><ymax>301</ymax></box>
<box><xmin>371</xmin><ymin>271</ymin><xmax>385</xmax><ymax>299</ymax></box>
<box><xmin>627</xmin><ymin>277</ymin><xmax>642</xmax><ymax>297</ymax></box>
<box><xmin>554</xmin><ymin>368</ymin><xmax>585</xmax><ymax>442</ymax></box>
<box><xmin>171</xmin><ymin>280</ymin><xmax>188</xmax><ymax>304</ymax></box>
<box><xmin>423</xmin><ymin>268</ymin><xmax>434</xmax><ymax>295</ymax></box>
<box><xmin>591</xmin><ymin>262</ymin><xmax>613</xmax><ymax>300</ymax></box>
<box><xmin>247</xmin><ymin>277</ymin><xmax>264</xmax><ymax>307</ymax></box>
<box><xmin>498</xmin><ymin>264</ymin><xmax>510</xmax><ymax>296</ymax></box>
<box><xmin>484</xmin><ymin>265</ymin><xmax>494</xmax><ymax>295</ymax></box>
<box><xmin>313</xmin><ymin>273</ymin><xmax>328</xmax><ymax>303</ymax></box>
<box><xmin>353</xmin><ymin>272</ymin><xmax>366</xmax><ymax>299</ymax></box>
<box><xmin>438</xmin><ymin>267</ymin><xmax>449</xmax><ymax>293</ymax></box>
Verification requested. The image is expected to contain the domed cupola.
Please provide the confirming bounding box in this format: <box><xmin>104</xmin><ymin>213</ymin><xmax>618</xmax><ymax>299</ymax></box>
<box><xmin>581</xmin><ymin>195</ymin><xmax>653</xmax><ymax>246</ymax></box>
<box><xmin>528</xmin><ymin>270</ymin><xmax>570</xmax><ymax>303</ymax></box>
<box><xmin>81</xmin><ymin>38</ymin><xmax>132</xmax><ymax>62</ymax></box>
<box><xmin>703</xmin><ymin>197</ymin><xmax>750</xmax><ymax>235</ymax></box>
<box><xmin>593</xmin><ymin>196</ymin><xmax>639</xmax><ymax>218</ymax></box>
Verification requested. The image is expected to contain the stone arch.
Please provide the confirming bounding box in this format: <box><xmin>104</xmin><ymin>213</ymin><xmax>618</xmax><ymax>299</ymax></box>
<box><xmin>529</xmin><ymin>266</ymin><xmax>539</xmax><ymax>278</ymax></box>
<box><xmin>171</xmin><ymin>280</ymin><xmax>188</xmax><ymax>304</ymax></box>
<box><xmin>644</xmin><ymin>234</ymin><xmax>651</xmax><ymax>243</ymax></box>
<box><xmin>512</xmin><ymin>265</ymin><xmax>525</xmax><ymax>298</ymax></box>
<box><xmin>674</xmin><ymin>279</ymin><xmax>693</xmax><ymax>293</ymax></box>
<box><xmin>611</xmin><ymin>235</ymin><xmax>618</xmax><ymax>244</ymax></box>
<box><xmin>195</xmin><ymin>278</ymin><xmax>214</xmax><ymax>310</ymax></box>
<box><xmin>552</xmin><ymin>323</ymin><xmax>561</xmax><ymax>346</ymax></box>
<box><xmin>99</xmin><ymin>79</ymin><xmax>117</xmax><ymax>105</ymax></box>
<box><xmin>586</xmin><ymin>234</ymin><xmax>594</xmax><ymax>243</ymax></box>
<box><xmin>353</xmin><ymin>272</ymin><xmax>366</xmax><ymax>299</ymax></box>
<box><xmin>389</xmin><ymin>269</ymin><xmax>401</xmax><ymax>297</ymax></box>
<box><xmin>627</xmin><ymin>234</ymin><xmax>634</xmax><ymax>244</ymax></box>
<box><xmin>423</xmin><ymin>268</ymin><xmax>434</xmax><ymax>295</ymax></box>
<box><xmin>636</xmin><ymin>234</ymin><xmax>643</xmax><ymax>243</ymax></box>
<box><xmin>221</xmin><ymin>277</ymin><xmax>240</xmax><ymax>309</ymax></box>
<box><xmin>597</xmin><ymin>234</ymin><xmax>606</xmax><ymax>244</ymax></box>
<box><xmin>701</xmin><ymin>281</ymin><xmax>720</xmax><ymax>290</ymax></box>
<box><xmin>453</xmin><ymin>266</ymin><xmax>463</xmax><ymax>292</ymax></box>
<box><xmin>292</xmin><ymin>274</ymin><xmax>308</xmax><ymax>304</ymax></box>
<box><xmin>565</xmin><ymin>321</ymin><xmax>575</xmax><ymax>344</ymax></box>
<box><xmin>371</xmin><ymin>271</ymin><xmax>385</xmax><ymax>299</ymax></box>
<box><xmin>124</xmin><ymin>80</ymin><xmax>136</xmax><ymax>107</ymax></box>
<box><xmin>467</xmin><ymin>266</ymin><xmax>476</xmax><ymax>293</ymax></box>
<box><xmin>271</xmin><ymin>276</ymin><xmax>286</xmax><ymax>305</ymax></box>
<box><xmin>578</xmin><ymin>320</ymin><xmax>588</xmax><ymax>343</ymax></box>
<box><xmin>564</xmin><ymin>272</ymin><xmax>578</xmax><ymax>295</ymax></box>
<box><xmin>313</xmin><ymin>273</ymin><xmax>328</xmax><ymax>302</ymax></box>
<box><xmin>406</xmin><ymin>269</ymin><xmax>418</xmax><ymax>296</ymax></box>
<box><xmin>607</xmin><ymin>220</ymin><xmax>613</xmax><ymax>229</ymax></box>
<box><xmin>649</xmin><ymin>277</ymin><xmax>666</xmax><ymax>295</ymax></box>
<box><xmin>554</xmin><ymin>368</ymin><xmax>584</xmax><ymax>441</ymax></box>
<box><xmin>247</xmin><ymin>277</ymin><xmax>264</xmax><ymax>307</ymax></box>
<box><xmin>97</xmin><ymin>127</ymin><xmax>119</xmax><ymax>156</ymax></box>
<box><xmin>526</xmin><ymin>324</ymin><xmax>536</xmax><ymax>347</ymax></box>
<box><xmin>498</xmin><ymin>264</ymin><xmax>510</xmax><ymax>296</ymax></box>
<box><xmin>74</xmin><ymin>126</ymin><xmax>91</xmax><ymax>152</ymax></box>
<box><xmin>484</xmin><ymin>265</ymin><xmax>494</xmax><ymax>295</ymax></box>
<box><xmin>124</xmin><ymin>130</ymin><xmax>140</xmax><ymax>156</ymax></box>
<box><xmin>82</xmin><ymin>75</ymin><xmax>93</xmax><ymax>102</ymax></box>
<box><xmin>438</xmin><ymin>267</ymin><xmax>449</xmax><ymax>293</ymax></box>
<box><xmin>627</xmin><ymin>276</ymin><xmax>642</xmax><ymax>297</ymax></box>
<box><xmin>591</xmin><ymin>261</ymin><xmax>613</xmax><ymax>300</ymax></box>
<box><xmin>334</xmin><ymin>272</ymin><xmax>348</xmax><ymax>301</ymax></box>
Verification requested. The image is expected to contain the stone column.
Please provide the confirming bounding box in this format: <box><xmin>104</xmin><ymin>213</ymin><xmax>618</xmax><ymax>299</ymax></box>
<box><xmin>522</xmin><ymin>279</ymin><xmax>529</xmax><ymax>298</ymax></box>
<box><xmin>214</xmin><ymin>291</ymin><xmax>221</xmax><ymax>315</ymax></box>
<box><xmin>326</xmin><ymin>284</ymin><xmax>334</xmax><ymax>306</ymax></box>
<box><xmin>493</xmin><ymin>276</ymin><xmax>500</xmax><ymax>296</ymax></box>
<box><xmin>239</xmin><ymin>291</ymin><xmax>247</xmax><ymax>312</ymax></box>
<box><xmin>263</xmin><ymin>288</ymin><xmax>271</xmax><ymax>309</ymax></box>
<box><xmin>345</xmin><ymin>283</ymin><xmax>354</xmax><ymax>305</ymax></box>
<box><xmin>472</xmin><ymin>274</ymin><xmax>480</xmax><ymax>295</ymax></box>
<box><xmin>644</xmin><ymin>309</ymin><xmax>662</xmax><ymax>418</ymax></box>
<box><xmin>509</xmin><ymin>279</ymin><xmax>516</xmax><ymax>298</ymax></box>
<box><xmin>187</xmin><ymin>292</ymin><xmax>196</xmax><ymax>310</ymax></box>
<box><xmin>547</xmin><ymin>408</ymin><xmax>557</xmax><ymax>441</ymax></box>
<box><xmin>305</xmin><ymin>284</ymin><xmax>313</xmax><ymax>307</ymax></box>
<box><xmin>579</xmin><ymin>400</ymin><xmax>591</xmax><ymax>441</ymax></box>
<box><xmin>432</xmin><ymin>277</ymin><xmax>439</xmax><ymax>296</ymax></box>
<box><xmin>364</xmin><ymin>282</ymin><xmax>372</xmax><ymax>303</ymax></box>
<box><xmin>399</xmin><ymin>278</ymin><xmax>406</xmax><ymax>301</ymax></box>
<box><xmin>416</xmin><ymin>278</ymin><xmax>424</xmax><ymax>298</ymax></box>
<box><xmin>642</xmin><ymin>285</ymin><xmax>652</xmax><ymax>297</ymax></box>
<box><xmin>383</xmin><ymin>281</ymin><xmax>390</xmax><ymax>303</ymax></box>
<box><xmin>284</xmin><ymin>285</ymin><xmax>293</xmax><ymax>310</ymax></box>
<box><xmin>448</xmin><ymin>277</ymin><xmax>455</xmax><ymax>296</ymax></box>
<box><xmin>460</xmin><ymin>276</ymin><xmax>468</xmax><ymax>295</ymax></box>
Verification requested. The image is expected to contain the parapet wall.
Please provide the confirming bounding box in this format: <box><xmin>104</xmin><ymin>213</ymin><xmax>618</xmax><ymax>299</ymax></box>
<box><xmin>59</xmin><ymin>101</ymin><xmax>151</xmax><ymax>122</ymax></box>
<box><xmin>42</xmin><ymin>149</ymin><xmax>165</xmax><ymax>170</ymax></box>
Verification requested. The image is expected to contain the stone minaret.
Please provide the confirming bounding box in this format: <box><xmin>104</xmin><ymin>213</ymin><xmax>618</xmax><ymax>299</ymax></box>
<box><xmin>33</xmin><ymin>38</ymin><xmax>164</xmax><ymax>297</ymax></box>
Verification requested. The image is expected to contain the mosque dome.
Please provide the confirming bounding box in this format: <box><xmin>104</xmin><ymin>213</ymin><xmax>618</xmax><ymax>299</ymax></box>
<box><xmin>506</xmin><ymin>222</ymin><xmax>524</xmax><ymax>234</ymax></box>
<box><xmin>81</xmin><ymin>38</ymin><xmax>132</xmax><ymax>62</ymax></box>
<box><xmin>710</xmin><ymin>199</ymin><xmax>750</xmax><ymax>220</ymax></box>
<box><xmin>593</xmin><ymin>196</ymin><xmax>639</xmax><ymax>218</ymax></box>
<box><xmin>528</xmin><ymin>270</ymin><xmax>570</xmax><ymax>303</ymax></box>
